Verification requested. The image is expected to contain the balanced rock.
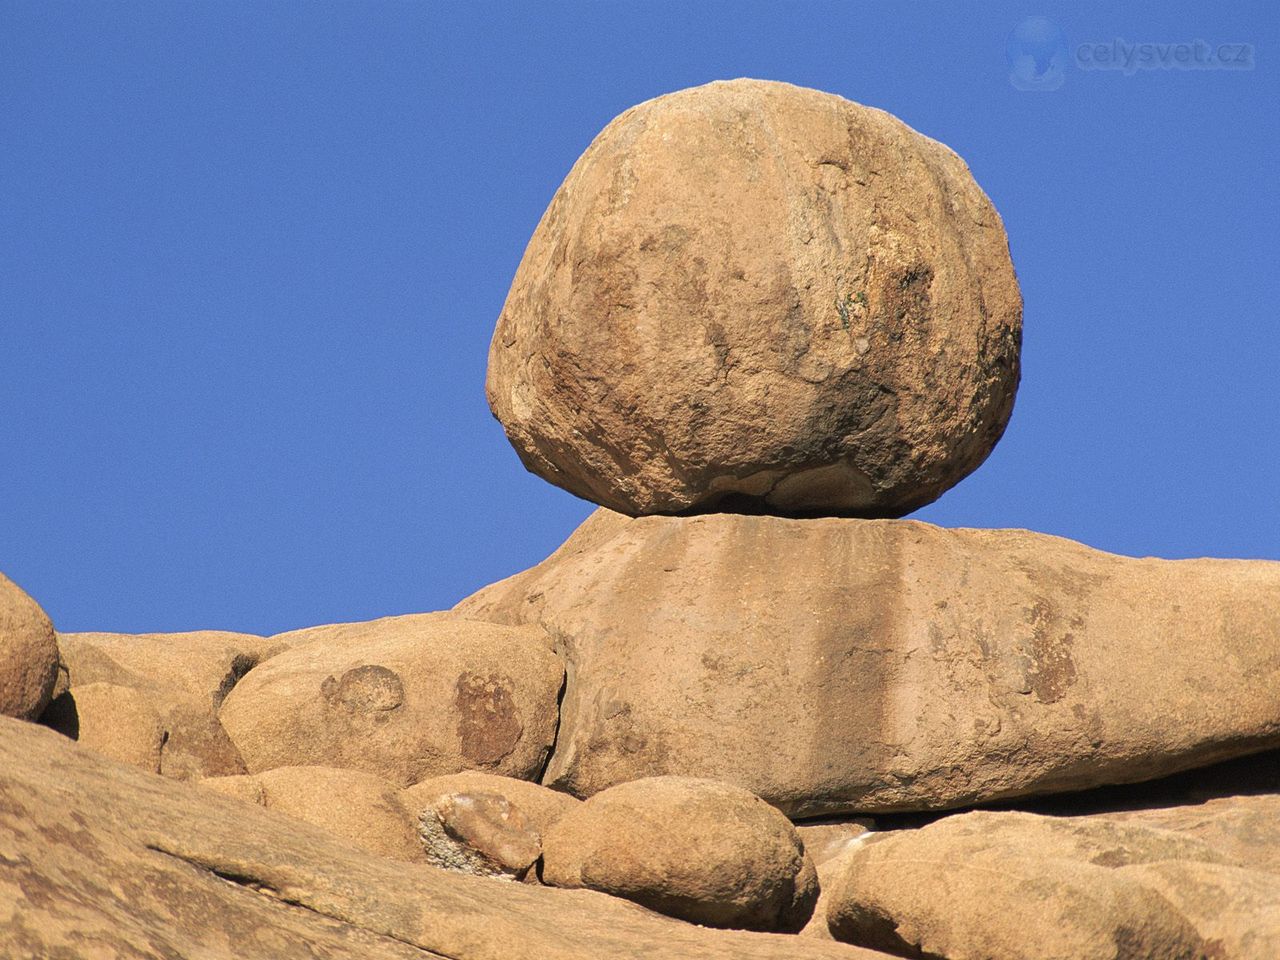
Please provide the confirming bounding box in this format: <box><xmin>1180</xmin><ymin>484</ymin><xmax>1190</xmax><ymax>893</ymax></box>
<box><xmin>404</xmin><ymin>771</ymin><xmax>580</xmax><ymax>880</ymax></box>
<box><xmin>218</xmin><ymin>614</ymin><xmax>563</xmax><ymax>787</ymax></box>
<box><xmin>202</xmin><ymin>765</ymin><xmax>423</xmax><ymax>862</ymax></box>
<box><xmin>541</xmin><ymin>776</ymin><xmax>818</xmax><ymax>933</ymax></box>
<box><xmin>0</xmin><ymin>571</ymin><xmax>59</xmax><ymax>720</ymax></box>
<box><xmin>458</xmin><ymin>509</ymin><xmax>1280</xmax><ymax>816</ymax></box>
<box><xmin>824</xmin><ymin>803</ymin><xmax>1280</xmax><ymax>958</ymax></box>
<box><xmin>488</xmin><ymin>78</ymin><xmax>1021</xmax><ymax>518</ymax></box>
<box><xmin>0</xmin><ymin>716</ymin><xmax>874</xmax><ymax>960</ymax></box>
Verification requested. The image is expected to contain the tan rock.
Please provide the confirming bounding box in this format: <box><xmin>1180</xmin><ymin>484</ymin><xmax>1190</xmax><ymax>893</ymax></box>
<box><xmin>796</xmin><ymin>818</ymin><xmax>876</xmax><ymax>867</ymax></box>
<box><xmin>218</xmin><ymin>614</ymin><xmax>563</xmax><ymax>787</ymax></box>
<box><xmin>202</xmin><ymin>766</ymin><xmax>423</xmax><ymax>862</ymax></box>
<box><xmin>417</xmin><ymin>791</ymin><xmax>542</xmax><ymax>879</ymax></box>
<box><xmin>403</xmin><ymin>772</ymin><xmax>580</xmax><ymax>880</ymax></box>
<box><xmin>42</xmin><ymin>682</ymin><xmax>166</xmax><ymax>772</ymax></box>
<box><xmin>0</xmin><ymin>571</ymin><xmax>59</xmax><ymax>720</ymax></box>
<box><xmin>542</xmin><ymin>776</ymin><xmax>818</xmax><ymax>932</ymax></box>
<box><xmin>1099</xmin><ymin>793</ymin><xmax>1280</xmax><ymax>875</ymax></box>
<box><xmin>1118</xmin><ymin>860</ymin><xmax>1280</xmax><ymax>959</ymax></box>
<box><xmin>487</xmin><ymin>78</ymin><xmax>1021</xmax><ymax>518</ymax></box>
<box><xmin>823</xmin><ymin>802</ymin><xmax>1280</xmax><ymax>959</ymax></box>
<box><xmin>458</xmin><ymin>509</ymin><xmax>1280</xmax><ymax>815</ymax></box>
<box><xmin>49</xmin><ymin>629</ymin><xmax>271</xmax><ymax>780</ymax></box>
<box><xmin>0</xmin><ymin>715</ymin><xmax>884</xmax><ymax>960</ymax></box>
<box><xmin>56</xmin><ymin>629</ymin><xmax>271</xmax><ymax>710</ymax></box>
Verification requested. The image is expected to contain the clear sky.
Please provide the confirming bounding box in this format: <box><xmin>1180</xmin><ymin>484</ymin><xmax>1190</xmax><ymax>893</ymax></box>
<box><xmin>2</xmin><ymin>2</ymin><xmax>1276</xmax><ymax>635</ymax></box>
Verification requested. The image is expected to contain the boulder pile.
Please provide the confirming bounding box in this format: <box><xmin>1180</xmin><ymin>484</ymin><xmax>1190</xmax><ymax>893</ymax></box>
<box><xmin>3</xmin><ymin>78</ymin><xmax>1278</xmax><ymax>959</ymax></box>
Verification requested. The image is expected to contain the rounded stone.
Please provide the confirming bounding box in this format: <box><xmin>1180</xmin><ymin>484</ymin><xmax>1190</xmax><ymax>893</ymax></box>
<box><xmin>0</xmin><ymin>572</ymin><xmax>59</xmax><ymax>721</ymax></box>
<box><xmin>541</xmin><ymin>775</ymin><xmax>818</xmax><ymax>932</ymax></box>
<box><xmin>487</xmin><ymin>78</ymin><xmax>1021</xmax><ymax>517</ymax></box>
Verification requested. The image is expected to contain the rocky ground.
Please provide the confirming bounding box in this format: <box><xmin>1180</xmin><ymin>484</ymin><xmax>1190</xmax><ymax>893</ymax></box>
<box><xmin>3</xmin><ymin>79</ymin><xmax>1277</xmax><ymax>958</ymax></box>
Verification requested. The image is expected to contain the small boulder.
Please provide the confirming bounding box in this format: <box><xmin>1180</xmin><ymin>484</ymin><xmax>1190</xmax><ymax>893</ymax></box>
<box><xmin>404</xmin><ymin>772</ymin><xmax>580</xmax><ymax>880</ymax></box>
<box><xmin>0</xmin><ymin>572</ymin><xmax>59</xmax><ymax>721</ymax></box>
<box><xmin>542</xmin><ymin>776</ymin><xmax>817</xmax><ymax>933</ymax></box>
<box><xmin>42</xmin><ymin>682</ymin><xmax>166</xmax><ymax>772</ymax></box>
<box><xmin>218</xmin><ymin>614</ymin><xmax>563</xmax><ymax>787</ymax></box>
<box><xmin>201</xmin><ymin>765</ymin><xmax>422</xmax><ymax>862</ymax></box>
<box><xmin>45</xmin><ymin>630</ymin><xmax>259</xmax><ymax>780</ymax></box>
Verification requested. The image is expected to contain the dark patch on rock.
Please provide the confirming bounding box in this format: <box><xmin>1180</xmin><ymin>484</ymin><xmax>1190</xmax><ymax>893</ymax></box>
<box><xmin>455</xmin><ymin>672</ymin><xmax>522</xmax><ymax>764</ymax></box>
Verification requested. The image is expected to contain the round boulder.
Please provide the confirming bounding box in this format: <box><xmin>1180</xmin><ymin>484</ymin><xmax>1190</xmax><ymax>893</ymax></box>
<box><xmin>0</xmin><ymin>572</ymin><xmax>59</xmax><ymax>720</ymax></box>
<box><xmin>217</xmin><ymin>614</ymin><xmax>563</xmax><ymax>787</ymax></box>
<box><xmin>488</xmin><ymin>78</ymin><xmax>1021</xmax><ymax>518</ymax></box>
<box><xmin>541</xmin><ymin>776</ymin><xmax>817</xmax><ymax>932</ymax></box>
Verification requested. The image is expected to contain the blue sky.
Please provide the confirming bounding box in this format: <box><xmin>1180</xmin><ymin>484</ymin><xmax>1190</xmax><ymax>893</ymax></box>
<box><xmin>2</xmin><ymin>2</ymin><xmax>1276</xmax><ymax>634</ymax></box>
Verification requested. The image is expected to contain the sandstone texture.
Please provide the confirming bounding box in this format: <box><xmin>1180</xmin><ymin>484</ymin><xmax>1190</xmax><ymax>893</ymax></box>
<box><xmin>201</xmin><ymin>765</ymin><xmax>424</xmax><ymax>862</ymax></box>
<box><xmin>487</xmin><ymin>78</ymin><xmax>1021</xmax><ymax>518</ymax></box>
<box><xmin>0</xmin><ymin>571</ymin><xmax>59</xmax><ymax>720</ymax></box>
<box><xmin>458</xmin><ymin>509</ymin><xmax>1280</xmax><ymax>816</ymax></box>
<box><xmin>46</xmin><ymin>629</ymin><xmax>272</xmax><ymax>780</ymax></box>
<box><xmin>218</xmin><ymin>614</ymin><xmax>563</xmax><ymax>787</ymax></box>
<box><xmin>0</xmin><ymin>715</ymin><xmax>879</xmax><ymax>960</ymax></box>
<box><xmin>404</xmin><ymin>771</ymin><xmax>581</xmax><ymax>880</ymax></box>
<box><xmin>825</xmin><ymin>801</ymin><xmax>1280</xmax><ymax>958</ymax></box>
<box><xmin>541</xmin><ymin>776</ymin><xmax>818</xmax><ymax>932</ymax></box>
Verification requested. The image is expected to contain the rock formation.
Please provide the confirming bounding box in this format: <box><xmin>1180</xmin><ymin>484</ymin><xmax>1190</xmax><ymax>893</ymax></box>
<box><xmin>4</xmin><ymin>77</ymin><xmax>1279</xmax><ymax>959</ymax></box>
<box><xmin>218</xmin><ymin>614</ymin><xmax>563</xmax><ymax>786</ymax></box>
<box><xmin>541</xmin><ymin>776</ymin><xmax>818</xmax><ymax>932</ymax></box>
<box><xmin>0</xmin><ymin>571</ymin><xmax>59</xmax><ymax>720</ymax></box>
<box><xmin>487</xmin><ymin>78</ymin><xmax>1021</xmax><ymax>518</ymax></box>
<box><xmin>458</xmin><ymin>508</ymin><xmax>1280</xmax><ymax>815</ymax></box>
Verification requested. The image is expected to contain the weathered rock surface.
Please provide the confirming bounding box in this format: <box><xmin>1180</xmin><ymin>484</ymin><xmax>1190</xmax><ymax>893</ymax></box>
<box><xmin>44</xmin><ymin>629</ymin><xmax>264</xmax><ymax>780</ymax></box>
<box><xmin>825</xmin><ymin>803</ymin><xmax>1280</xmax><ymax>958</ymax></box>
<box><xmin>201</xmin><ymin>766</ymin><xmax>424</xmax><ymax>862</ymax></box>
<box><xmin>542</xmin><ymin>776</ymin><xmax>818</xmax><ymax>932</ymax></box>
<box><xmin>56</xmin><ymin>629</ymin><xmax>272</xmax><ymax>709</ymax></box>
<box><xmin>458</xmin><ymin>509</ymin><xmax>1280</xmax><ymax>815</ymax></box>
<box><xmin>42</xmin><ymin>681</ymin><xmax>167</xmax><ymax>772</ymax></box>
<box><xmin>218</xmin><ymin>614</ymin><xmax>564</xmax><ymax>787</ymax></box>
<box><xmin>0</xmin><ymin>715</ymin><xmax>881</xmax><ymax>959</ymax></box>
<box><xmin>487</xmin><ymin>78</ymin><xmax>1021</xmax><ymax>518</ymax></box>
<box><xmin>404</xmin><ymin>771</ymin><xmax>580</xmax><ymax>880</ymax></box>
<box><xmin>0</xmin><ymin>571</ymin><xmax>59</xmax><ymax>720</ymax></box>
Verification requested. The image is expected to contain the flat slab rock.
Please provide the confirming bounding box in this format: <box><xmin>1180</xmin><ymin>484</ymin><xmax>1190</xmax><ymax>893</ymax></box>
<box><xmin>457</xmin><ymin>509</ymin><xmax>1280</xmax><ymax>816</ymax></box>
<box><xmin>0</xmin><ymin>717</ymin><xmax>883</xmax><ymax>959</ymax></box>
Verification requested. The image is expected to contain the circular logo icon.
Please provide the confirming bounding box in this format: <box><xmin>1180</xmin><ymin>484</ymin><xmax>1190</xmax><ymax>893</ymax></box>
<box><xmin>1007</xmin><ymin>17</ymin><xmax>1069</xmax><ymax>91</ymax></box>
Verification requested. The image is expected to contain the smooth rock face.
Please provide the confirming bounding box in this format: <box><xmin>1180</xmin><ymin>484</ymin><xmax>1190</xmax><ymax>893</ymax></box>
<box><xmin>487</xmin><ymin>78</ymin><xmax>1021</xmax><ymax>518</ymax></box>
<box><xmin>0</xmin><ymin>716</ymin><xmax>876</xmax><ymax>960</ymax></box>
<box><xmin>0</xmin><ymin>571</ymin><xmax>59</xmax><ymax>720</ymax></box>
<box><xmin>457</xmin><ymin>509</ymin><xmax>1280</xmax><ymax>816</ymax></box>
<box><xmin>824</xmin><ymin>804</ymin><xmax>1280</xmax><ymax>959</ymax></box>
<box><xmin>404</xmin><ymin>772</ymin><xmax>581</xmax><ymax>880</ymax></box>
<box><xmin>47</xmin><ymin>630</ymin><xmax>263</xmax><ymax>780</ymax></box>
<box><xmin>201</xmin><ymin>766</ymin><xmax>424</xmax><ymax>862</ymax></box>
<box><xmin>541</xmin><ymin>776</ymin><xmax>818</xmax><ymax>933</ymax></box>
<box><xmin>218</xmin><ymin>614</ymin><xmax>564</xmax><ymax>787</ymax></box>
